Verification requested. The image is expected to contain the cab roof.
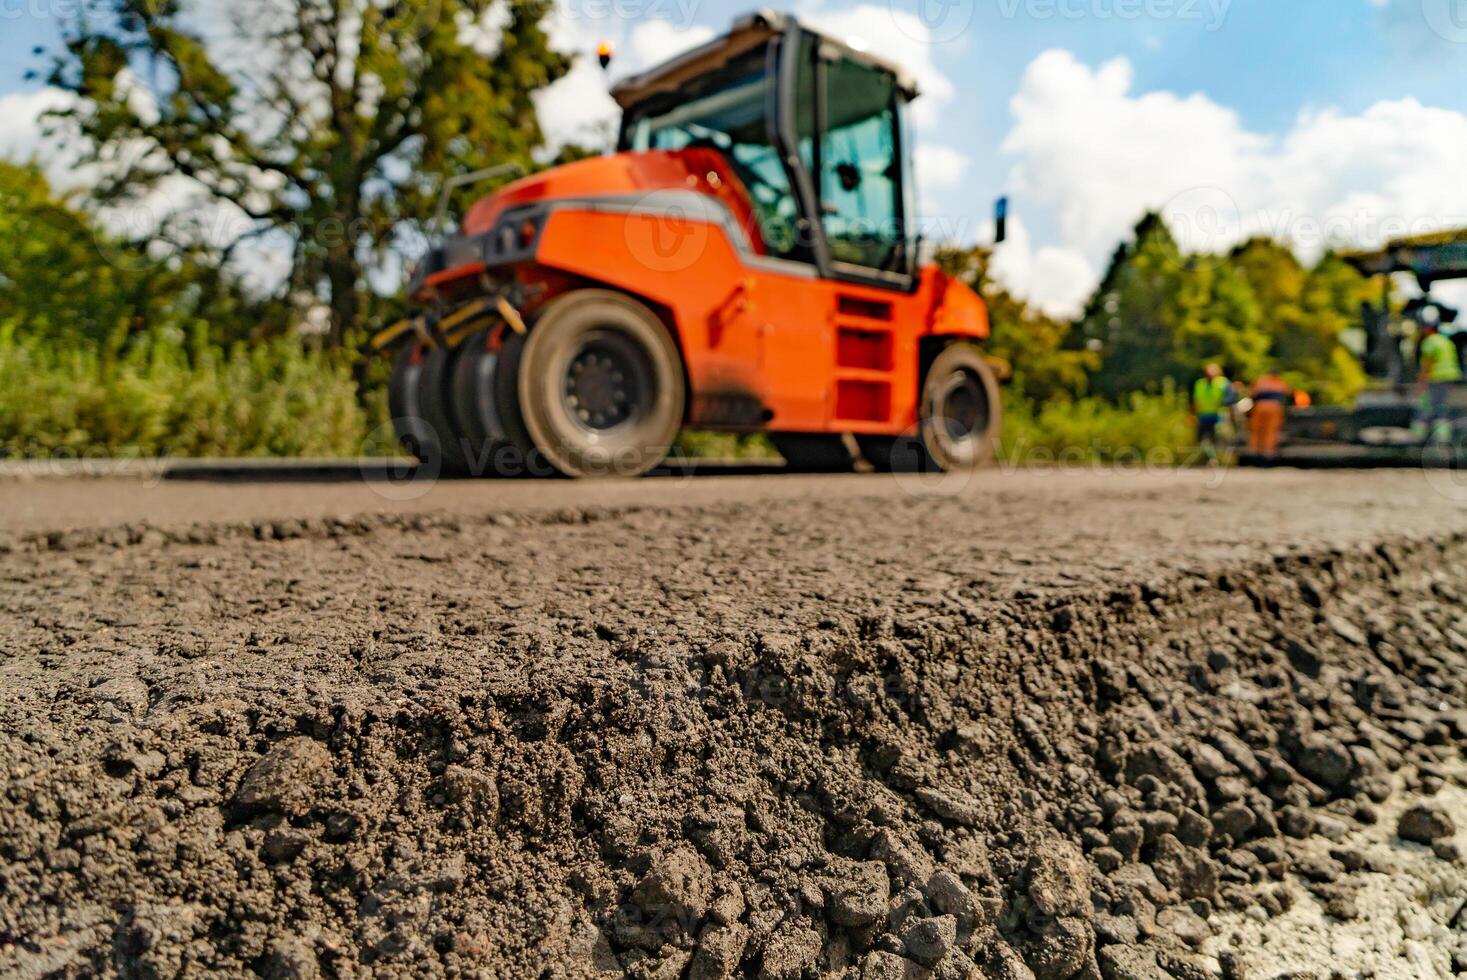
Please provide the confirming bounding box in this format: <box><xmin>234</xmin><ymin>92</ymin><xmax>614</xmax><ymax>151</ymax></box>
<box><xmin>609</xmin><ymin>9</ymin><xmax>920</xmax><ymax>111</ymax></box>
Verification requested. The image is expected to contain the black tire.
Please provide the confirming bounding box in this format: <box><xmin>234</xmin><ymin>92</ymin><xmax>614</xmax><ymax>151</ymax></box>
<box><xmin>449</xmin><ymin>329</ymin><xmax>508</xmax><ymax>476</ymax></box>
<box><xmin>858</xmin><ymin>343</ymin><xmax>1002</xmax><ymax>473</ymax></box>
<box><xmin>770</xmin><ymin>433</ymin><xmax>856</xmax><ymax>473</ymax></box>
<box><xmin>490</xmin><ymin>331</ymin><xmax>557</xmax><ymax>478</ymax></box>
<box><xmin>853</xmin><ymin>434</ymin><xmax>913</xmax><ymax>473</ymax></box>
<box><xmin>415</xmin><ymin>345</ymin><xmax>475</xmax><ymax>475</ymax></box>
<box><xmin>511</xmin><ymin>290</ymin><xmax>686</xmax><ymax>479</ymax></box>
<box><xmin>389</xmin><ymin>342</ymin><xmax>436</xmax><ymax>464</ymax></box>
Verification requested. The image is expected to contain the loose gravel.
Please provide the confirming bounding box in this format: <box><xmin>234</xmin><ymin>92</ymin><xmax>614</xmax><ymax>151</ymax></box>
<box><xmin>0</xmin><ymin>470</ymin><xmax>1465</xmax><ymax>979</ymax></box>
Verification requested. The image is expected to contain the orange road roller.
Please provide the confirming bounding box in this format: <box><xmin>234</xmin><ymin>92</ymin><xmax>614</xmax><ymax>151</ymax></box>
<box><xmin>374</xmin><ymin>10</ymin><xmax>1003</xmax><ymax>478</ymax></box>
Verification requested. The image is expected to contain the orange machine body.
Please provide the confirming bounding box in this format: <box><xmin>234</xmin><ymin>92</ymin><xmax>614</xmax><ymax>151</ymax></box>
<box><xmin>413</xmin><ymin>149</ymin><xmax>989</xmax><ymax>436</ymax></box>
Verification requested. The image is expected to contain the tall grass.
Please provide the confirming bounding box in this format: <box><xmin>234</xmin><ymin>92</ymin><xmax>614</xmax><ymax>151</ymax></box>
<box><xmin>999</xmin><ymin>386</ymin><xmax>1199</xmax><ymax>466</ymax></box>
<box><xmin>0</xmin><ymin>325</ymin><xmax>373</xmax><ymax>459</ymax></box>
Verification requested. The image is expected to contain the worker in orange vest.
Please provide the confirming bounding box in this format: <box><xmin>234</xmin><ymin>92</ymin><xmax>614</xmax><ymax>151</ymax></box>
<box><xmin>1249</xmin><ymin>370</ymin><xmax>1292</xmax><ymax>460</ymax></box>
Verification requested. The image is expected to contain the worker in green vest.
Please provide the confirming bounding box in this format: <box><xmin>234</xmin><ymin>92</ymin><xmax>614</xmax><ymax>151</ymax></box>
<box><xmin>1416</xmin><ymin>322</ymin><xmax>1462</xmax><ymax>442</ymax></box>
<box><xmin>1192</xmin><ymin>363</ymin><xmax>1234</xmax><ymax>460</ymax></box>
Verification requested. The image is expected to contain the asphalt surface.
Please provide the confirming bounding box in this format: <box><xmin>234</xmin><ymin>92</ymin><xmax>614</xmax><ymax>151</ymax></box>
<box><xmin>3</xmin><ymin>462</ymin><xmax>1466</xmax><ymax>540</ymax></box>
<box><xmin>2</xmin><ymin>466</ymin><xmax>1466</xmax><ymax>977</ymax></box>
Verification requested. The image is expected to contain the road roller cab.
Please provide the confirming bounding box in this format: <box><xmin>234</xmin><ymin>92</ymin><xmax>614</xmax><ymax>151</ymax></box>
<box><xmin>379</xmin><ymin>10</ymin><xmax>1000</xmax><ymax>478</ymax></box>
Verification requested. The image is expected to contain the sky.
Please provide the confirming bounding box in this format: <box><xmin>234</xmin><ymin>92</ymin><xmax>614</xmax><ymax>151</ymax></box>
<box><xmin>3</xmin><ymin>0</ymin><xmax>1467</xmax><ymax>315</ymax></box>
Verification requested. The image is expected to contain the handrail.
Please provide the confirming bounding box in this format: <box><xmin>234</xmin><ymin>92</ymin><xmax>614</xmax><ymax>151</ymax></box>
<box><xmin>431</xmin><ymin>163</ymin><xmax>526</xmax><ymax>238</ymax></box>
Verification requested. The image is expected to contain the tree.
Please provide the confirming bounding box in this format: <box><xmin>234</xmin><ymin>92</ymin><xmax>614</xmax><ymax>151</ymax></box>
<box><xmin>936</xmin><ymin>244</ymin><xmax>1096</xmax><ymax>404</ymax></box>
<box><xmin>1168</xmin><ymin>249</ymin><xmax>1267</xmax><ymax>382</ymax></box>
<box><xmin>41</xmin><ymin>0</ymin><xmax>570</xmax><ymax>344</ymax></box>
<box><xmin>1076</xmin><ymin>214</ymin><xmax>1190</xmax><ymax>397</ymax></box>
<box><xmin>0</xmin><ymin>161</ymin><xmax>133</xmax><ymax>345</ymax></box>
<box><xmin>1077</xmin><ymin>213</ymin><xmax>1273</xmax><ymax>398</ymax></box>
<box><xmin>1230</xmin><ymin>238</ymin><xmax>1367</xmax><ymax>403</ymax></box>
<box><xmin>0</xmin><ymin>160</ymin><xmax>269</xmax><ymax>349</ymax></box>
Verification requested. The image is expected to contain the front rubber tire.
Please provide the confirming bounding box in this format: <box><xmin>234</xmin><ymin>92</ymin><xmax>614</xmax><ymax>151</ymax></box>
<box><xmin>858</xmin><ymin>344</ymin><xmax>1002</xmax><ymax>473</ymax></box>
<box><xmin>511</xmin><ymin>290</ymin><xmax>686</xmax><ymax>479</ymax></box>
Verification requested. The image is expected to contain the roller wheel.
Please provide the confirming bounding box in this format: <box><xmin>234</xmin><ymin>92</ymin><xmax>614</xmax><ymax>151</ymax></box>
<box><xmin>504</xmin><ymin>290</ymin><xmax>685</xmax><ymax>479</ymax></box>
<box><xmin>770</xmin><ymin>434</ymin><xmax>856</xmax><ymax>473</ymax></box>
<box><xmin>415</xmin><ymin>345</ymin><xmax>475</xmax><ymax>475</ymax></box>
<box><xmin>449</xmin><ymin>329</ymin><xmax>508</xmax><ymax>476</ymax></box>
<box><xmin>858</xmin><ymin>343</ymin><xmax>1001</xmax><ymax>473</ymax></box>
<box><xmin>388</xmin><ymin>342</ymin><xmax>436</xmax><ymax>464</ymax></box>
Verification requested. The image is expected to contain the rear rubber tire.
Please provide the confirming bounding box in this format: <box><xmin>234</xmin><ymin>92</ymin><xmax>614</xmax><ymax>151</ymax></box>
<box><xmin>770</xmin><ymin>434</ymin><xmax>856</xmax><ymax>473</ymax></box>
<box><xmin>858</xmin><ymin>344</ymin><xmax>1002</xmax><ymax>473</ymax></box>
<box><xmin>415</xmin><ymin>345</ymin><xmax>474</xmax><ymax>475</ymax></box>
<box><xmin>449</xmin><ymin>329</ymin><xmax>508</xmax><ymax>476</ymax></box>
<box><xmin>511</xmin><ymin>290</ymin><xmax>686</xmax><ymax>479</ymax></box>
<box><xmin>389</xmin><ymin>342</ymin><xmax>436</xmax><ymax>464</ymax></box>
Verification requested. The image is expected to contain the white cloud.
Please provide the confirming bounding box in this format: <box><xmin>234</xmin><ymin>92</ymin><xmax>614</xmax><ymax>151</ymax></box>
<box><xmin>627</xmin><ymin>19</ymin><xmax>715</xmax><ymax>68</ymax></box>
<box><xmin>0</xmin><ymin>88</ymin><xmax>77</xmax><ymax>183</ymax></box>
<box><xmin>794</xmin><ymin>2</ymin><xmax>955</xmax><ymax>129</ymax></box>
<box><xmin>986</xmin><ymin>215</ymin><xmax>1097</xmax><ymax>319</ymax></box>
<box><xmin>913</xmin><ymin>144</ymin><xmax>968</xmax><ymax>190</ymax></box>
<box><xmin>535</xmin><ymin>11</ymin><xmax>715</xmax><ymax>151</ymax></box>
<box><xmin>533</xmin><ymin>58</ymin><xmax>622</xmax><ymax>152</ymax></box>
<box><xmin>1002</xmin><ymin>49</ymin><xmax>1467</xmax><ymax>281</ymax></box>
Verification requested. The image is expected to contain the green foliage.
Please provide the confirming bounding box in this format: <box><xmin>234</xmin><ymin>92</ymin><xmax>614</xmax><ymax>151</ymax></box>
<box><xmin>1227</xmin><ymin>239</ymin><xmax>1367</xmax><ymax>402</ymax></box>
<box><xmin>1077</xmin><ymin>214</ymin><xmax>1265</xmax><ymax>397</ymax></box>
<box><xmin>1078</xmin><ymin>215</ymin><xmax>1368</xmax><ymax>404</ymax></box>
<box><xmin>42</xmin><ymin>0</ymin><xmax>571</xmax><ymax>342</ymax></box>
<box><xmin>0</xmin><ymin>325</ymin><xmax>373</xmax><ymax>458</ymax></box>
<box><xmin>999</xmin><ymin>388</ymin><xmax>1197</xmax><ymax>465</ymax></box>
<box><xmin>673</xmin><ymin>431</ymin><xmax>778</xmax><ymax>461</ymax></box>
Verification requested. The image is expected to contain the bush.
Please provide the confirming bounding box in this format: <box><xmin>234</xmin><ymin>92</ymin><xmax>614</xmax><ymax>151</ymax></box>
<box><xmin>673</xmin><ymin>430</ymin><xmax>777</xmax><ymax>461</ymax></box>
<box><xmin>0</xmin><ymin>325</ymin><xmax>374</xmax><ymax>459</ymax></box>
<box><xmin>999</xmin><ymin>386</ymin><xmax>1199</xmax><ymax>466</ymax></box>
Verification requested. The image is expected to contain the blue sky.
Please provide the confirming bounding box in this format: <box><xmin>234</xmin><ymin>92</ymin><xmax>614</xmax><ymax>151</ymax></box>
<box><xmin>3</xmin><ymin>0</ymin><xmax>1466</xmax><ymax>312</ymax></box>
